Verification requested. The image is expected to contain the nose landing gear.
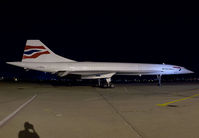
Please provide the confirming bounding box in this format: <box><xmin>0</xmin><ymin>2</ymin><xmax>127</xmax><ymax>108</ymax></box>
<box><xmin>157</xmin><ymin>74</ymin><xmax>162</xmax><ymax>86</ymax></box>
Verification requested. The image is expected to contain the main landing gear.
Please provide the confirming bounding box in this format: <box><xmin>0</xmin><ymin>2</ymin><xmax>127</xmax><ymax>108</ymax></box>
<box><xmin>97</xmin><ymin>78</ymin><xmax>115</xmax><ymax>88</ymax></box>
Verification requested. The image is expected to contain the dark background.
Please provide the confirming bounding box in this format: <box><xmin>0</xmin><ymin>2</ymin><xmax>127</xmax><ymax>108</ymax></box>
<box><xmin>0</xmin><ymin>3</ymin><xmax>198</xmax><ymax>81</ymax></box>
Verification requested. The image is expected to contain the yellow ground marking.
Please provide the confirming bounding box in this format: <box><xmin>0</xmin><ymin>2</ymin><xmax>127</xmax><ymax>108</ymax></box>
<box><xmin>157</xmin><ymin>94</ymin><xmax>199</xmax><ymax>107</ymax></box>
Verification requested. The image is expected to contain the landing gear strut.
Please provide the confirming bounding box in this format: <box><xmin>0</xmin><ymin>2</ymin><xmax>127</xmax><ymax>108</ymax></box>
<box><xmin>157</xmin><ymin>74</ymin><xmax>162</xmax><ymax>86</ymax></box>
<box><xmin>98</xmin><ymin>78</ymin><xmax>101</xmax><ymax>86</ymax></box>
<box><xmin>104</xmin><ymin>78</ymin><xmax>114</xmax><ymax>88</ymax></box>
<box><xmin>97</xmin><ymin>78</ymin><xmax>114</xmax><ymax>88</ymax></box>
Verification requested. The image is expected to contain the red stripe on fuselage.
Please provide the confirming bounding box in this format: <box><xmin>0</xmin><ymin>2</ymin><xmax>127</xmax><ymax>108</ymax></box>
<box><xmin>25</xmin><ymin>45</ymin><xmax>46</xmax><ymax>50</ymax></box>
<box><xmin>23</xmin><ymin>51</ymin><xmax>50</xmax><ymax>59</ymax></box>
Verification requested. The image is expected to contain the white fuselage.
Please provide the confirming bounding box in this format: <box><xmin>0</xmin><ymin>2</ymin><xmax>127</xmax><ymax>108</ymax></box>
<box><xmin>7</xmin><ymin>62</ymin><xmax>193</xmax><ymax>77</ymax></box>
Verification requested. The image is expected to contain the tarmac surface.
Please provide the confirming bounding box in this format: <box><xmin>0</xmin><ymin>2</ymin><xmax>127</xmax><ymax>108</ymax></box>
<box><xmin>0</xmin><ymin>81</ymin><xmax>199</xmax><ymax>138</ymax></box>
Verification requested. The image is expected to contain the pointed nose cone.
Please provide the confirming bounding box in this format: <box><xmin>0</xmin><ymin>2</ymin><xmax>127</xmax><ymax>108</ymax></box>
<box><xmin>184</xmin><ymin>69</ymin><xmax>194</xmax><ymax>74</ymax></box>
<box><xmin>188</xmin><ymin>70</ymin><xmax>194</xmax><ymax>73</ymax></box>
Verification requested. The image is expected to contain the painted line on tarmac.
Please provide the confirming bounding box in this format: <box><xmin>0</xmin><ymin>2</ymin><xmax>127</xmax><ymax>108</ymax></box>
<box><xmin>157</xmin><ymin>93</ymin><xmax>199</xmax><ymax>107</ymax></box>
<box><xmin>0</xmin><ymin>95</ymin><xmax>37</xmax><ymax>127</ymax></box>
<box><xmin>123</xmin><ymin>87</ymin><xmax>128</xmax><ymax>93</ymax></box>
<box><xmin>96</xmin><ymin>90</ymin><xmax>144</xmax><ymax>138</ymax></box>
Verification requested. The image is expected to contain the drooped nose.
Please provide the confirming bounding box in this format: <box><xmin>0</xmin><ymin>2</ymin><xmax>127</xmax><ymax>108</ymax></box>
<box><xmin>172</xmin><ymin>66</ymin><xmax>194</xmax><ymax>74</ymax></box>
<box><xmin>182</xmin><ymin>68</ymin><xmax>194</xmax><ymax>74</ymax></box>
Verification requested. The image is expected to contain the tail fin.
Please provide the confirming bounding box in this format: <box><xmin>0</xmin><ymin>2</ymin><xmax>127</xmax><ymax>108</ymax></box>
<box><xmin>22</xmin><ymin>40</ymin><xmax>76</xmax><ymax>62</ymax></box>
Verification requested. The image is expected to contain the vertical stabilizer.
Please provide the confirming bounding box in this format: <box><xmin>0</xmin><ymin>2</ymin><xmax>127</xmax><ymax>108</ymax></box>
<box><xmin>22</xmin><ymin>40</ymin><xmax>76</xmax><ymax>62</ymax></box>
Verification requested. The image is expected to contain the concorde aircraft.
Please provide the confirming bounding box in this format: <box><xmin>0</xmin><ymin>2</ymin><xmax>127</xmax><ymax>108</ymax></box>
<box><xmin>6</xmin><ymin>40</ymin><xmax>193</xmax><ymax>87</ymax></box>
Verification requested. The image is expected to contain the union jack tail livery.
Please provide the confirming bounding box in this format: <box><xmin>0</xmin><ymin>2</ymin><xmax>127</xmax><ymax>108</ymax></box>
<box><xmin>22</xmin><ymin>40</ymin><xmax>75</xmax><ymax>62</ymax></box>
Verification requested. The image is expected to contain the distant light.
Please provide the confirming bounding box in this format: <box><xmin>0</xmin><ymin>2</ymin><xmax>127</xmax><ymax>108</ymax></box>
<box><xmin>13</xmin><ymin>77</ymin><xmax>18</xmax><ymax>82</ymax></box>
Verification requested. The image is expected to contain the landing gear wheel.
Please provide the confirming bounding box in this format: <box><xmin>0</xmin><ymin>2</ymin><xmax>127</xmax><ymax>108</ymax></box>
<box><xmin>110</xmin><ymin>83</ymin><xmax>115</xmax><ymax>88</ymax></box>
<box><xmin>97</xmin><ymin>78</ymin><xmax>115</xmax><ymax>88</ymax></box>
<box><xmin>103</xmin><ymin>84</ymin><xmax>108</xmax><ymax>88</ymax></box>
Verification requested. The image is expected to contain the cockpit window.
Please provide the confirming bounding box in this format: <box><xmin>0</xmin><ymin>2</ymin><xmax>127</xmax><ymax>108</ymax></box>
<box><xmin>173</xmin><ymin>66</ymin><xmax>181</xmax><ymax>71</ymax></box>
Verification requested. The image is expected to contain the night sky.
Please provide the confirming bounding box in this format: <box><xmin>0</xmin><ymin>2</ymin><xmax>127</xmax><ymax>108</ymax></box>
<box><xmin>0</xmin><ymin>4</ymin><xmax>198</xmax><ymax>76</ymax></box>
